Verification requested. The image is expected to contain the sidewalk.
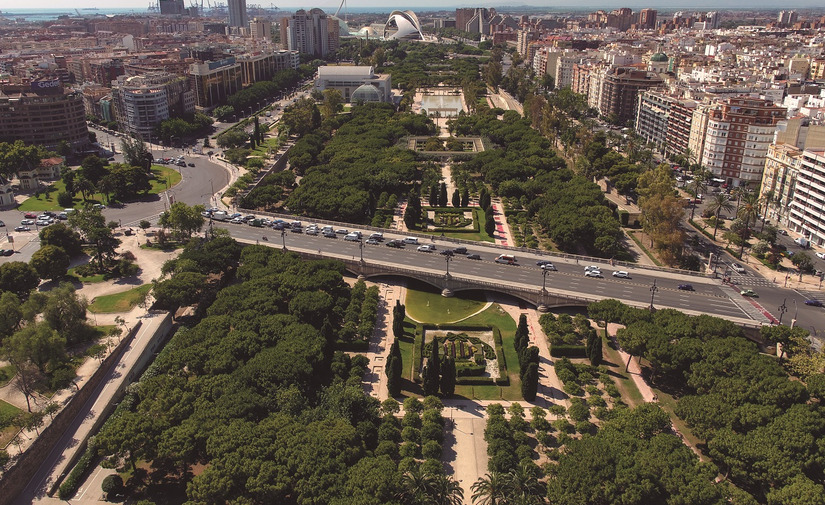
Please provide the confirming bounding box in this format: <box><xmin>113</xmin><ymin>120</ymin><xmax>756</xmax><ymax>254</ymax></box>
<box><xmin>490</xmin><ymin>198</ymin><xmax>515</xmax><ymax>247</ymax></box>
<box><xmin>361</xmin><ymin>282</ymin><xmax>407</xmax><ymax>401</ymax></box>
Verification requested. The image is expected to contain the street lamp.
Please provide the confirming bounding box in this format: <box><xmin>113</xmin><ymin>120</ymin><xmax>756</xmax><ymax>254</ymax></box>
<box><xmin>778</xmin><ymin>298</ymin><xmax>787</xmax><ymax>325</ymax></box>
<box><xmin>649</xmin><ymin>279</ymin><xmax>658</xmax><ymax>312</ymax></box>
<box><xmin>359</xmin><ymin>238</ymin><xmax>364</xmax><ymax>263</ymax></box>
<box><xmin>445</xmin><ymin>255</ymin><xmax>452</xmax><ymax>278</ymax></box>
<box><xmin>281</xmin><ymin>229</ymin><xmax>286</xmax><ymax>250</ymax></box>
<box><xmin>793</xmin><ymin>298</ymin><xmax>798</xmax><ymax>322</ymax></box>
<box><xmin>541</xmin><ymin>268</ymin><xmax>548</xmax><ymax>292</ymax></box>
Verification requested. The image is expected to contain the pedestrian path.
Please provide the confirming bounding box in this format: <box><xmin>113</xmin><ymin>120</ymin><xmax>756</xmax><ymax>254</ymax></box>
<box><xmin>718</xmin><ymin>285</ymin><xmax>774</xmax><ymax>323</ymax></box>
<box><xmin>490</xmin><ymin>198</ymin><xmax>514</xmax><ymax>247</ymax></box>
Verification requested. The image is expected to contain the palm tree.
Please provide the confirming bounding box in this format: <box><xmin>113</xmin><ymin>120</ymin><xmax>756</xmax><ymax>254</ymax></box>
<box><xmin>737</xmin><ymin>191</ymin><xmax>760</xmax><ymax>256</ymax></box>
<box><xmin>707</xmin><ymin>193</ymin><xmax>734</xmax><ymax>240</ymax></box>
<box><xmin>472</xmin><ymin>472</ymin><xmax>507</xmax><ymax>505</ymax></box>
<box><xmin>400</xmin><ymin>468</ymin><xmax>434</xmax><ymax>505</ymax></box>
<box><xmin>687</xmin><ymin>173</ymin><xmax>709</xmax><ymax>221</ymax></box>
<box><xmin>503</xmin><ymin>462</ymin><xmax>546</xmax><ymax>504</ymax></box>
<box><xmin>431</xmin><ymin>474</ymin><xmax>464</xmax><ymax>505</ymax></box>
<box><xmin>759</xmin><ymin>189</ymin><xmax>775</xmax><ymax>232</ymax></box>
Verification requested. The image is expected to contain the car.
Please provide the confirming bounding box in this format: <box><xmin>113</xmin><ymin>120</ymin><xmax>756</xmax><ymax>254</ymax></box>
<box><xmin>584</xmin><ymin>265</ymin><xmax>600</xmax><ymax>272</ymax></box>
<box><xmin>344</xmin><ymin>233</ymin><xmax>360</xmax><ymax>242</ymax></box>
<box><xmin>272</xmin><ymin>221</ymin><xmax>285</xmax><ymax>230</ymax></box>
<box><xmin>305</xmin><ymin>227</ymin><xmax>318</xmax><ymax>236</ymax></box>
<box><xmin>0</xmin><ymin>220</ymin><xmax>4</xmax><ymax>227</ymax></box>
<box><xmin>14</xmin><ymin>225</ymin><xmax>30</xmax><ymax>232</ymax></box>
<box><xmin>335</xmin><ymin>228</ymin><xmax>349</xmax><ymax>235</ymax></box>
<box><xmin>730</xmin><ymin>263</ymin><xmax>746</xmax><ymax>274</ymax></box>
<box><xmin>249</xmin><ymin>219</ymin><xmax>265</xmax><ymax>228</ymax></box>
<box><xmin>779</xmin><ymin>229</ymin><xmax>789</xmax><ymax>236</ymax></box>
<box><xmin>366</xmin><ymin>238</ymin><xmax>380</xmax><ymax>245</ymax></box>
<box><xmin>452</xmin><ymin>246</ymin><xmax>467</xmax><ymax>254</ymax></box>
<box><xmin>323</xmin><ymin>229</ymin><xmax>337</xmax><ymax>238</ymax></box>
<box><xmin>57</xmin><ymin>212</ymin><xmax>68</xmax><ymax>220</ymax></box>
<box><xmin>188</xmin><ymin>163</ymin><xmax>195</xmax><ymax>167</ymax></box>
<box><xmin>677</xmin><ymin>284</ymin><xmax>695</xmax><ymax>291</ymax></box>
<box><xmin>417</xmin><ymin>244</ymin><xmax>436</xmax><ymax>252</ymax></box>
<box><xmin>536</xmin><ymin>260</ymin><xmax>553</xmax><ymax>267</ymax></box>
<box><xmin>386</xmin><ymin>239</ymin><xmax>404</xmax><ymax>248</ymax></box>
<box><xmin>201</xmin><ymin>211</ymin><xmax>212</xmax><ymax>217</ymax></box>
<box><xmin>805</xmin><ymin>299</ymin><xmax>823</xmax><ymax>307</ymax></box>
<box><xmin>24</xmin><ymin>212</ymin><xmax>37</xmax><ymax>219</ymax></box>
<box><xmin>0</xmin><ymin>249</ymin><xmax>12</xmax><ymax>256</ymax></box>
<box><xmin>21</xmin><ymin>219</ymin><xmax>35</xmax><ymax>225</ymax></box>
<box><xmin>540</xmin><ymin>262</ymin><xmax>557</xmax><ymax>271</ymax></box>
<box><xmin>230</xmin><ymin>217</ymin><xmax>244</xmax><ymax>224</ymax></box>
<box><xmin>612</xmin><ymin>271</ymin><xmax>631</xmax><ymax>278</ymax></box>
<box><xmin>369</xmin><ymin>232</ymin><xmax>384</xmax><ymax>242</ymax></box>
<box><xmin>740</xmin><ymin>289</ymin><xmax>758</xmax><ymax>297</ymax></box>
<box><xmin>585</xmin><ymin>269</ymin><xmax>603</xmax><ymax>278</ymax></box>
<box><xmin>816</xmin><ymin>252</ymin><xmax>825</xmax><ymax>260</ymax></box>
<box><xmin>440</xmin><ymin>250</ymin><xmax>454</xmax><ymax>256</ymax></box>
<box><xmin>93</xmin><ymin>204</ymin><xmax>105</xmax><ymax>209</ymax></box>
<box><xmin>466</xmin><ymin>253</ymin><xmax>481</xmax><ymax>260</ymax></box>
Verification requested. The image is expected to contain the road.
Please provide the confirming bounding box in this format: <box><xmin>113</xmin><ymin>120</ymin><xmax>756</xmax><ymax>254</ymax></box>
<box><xmin>217</xmin><ymin>221</ymin><xmax>793</xmax><ymax>325</ymax></box>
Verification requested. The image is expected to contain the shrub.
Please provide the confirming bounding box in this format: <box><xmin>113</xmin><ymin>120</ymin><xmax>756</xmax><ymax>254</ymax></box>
<box><xmin>563</xmin><ymin>381</ymin><xmax>584</xmax><ymax>397</ymax></box>
<box><xmin>58</xmin><ymin>191</ymin><xmax>74</xmax><ymax>208</ymax></box>
<box><xmin>401</xmin><ymin>426</ymin><xmax>420</xmax><ymax>444</ymax></box>
<box><xmin>102</xmin><ymin>474</ymin><xmax>124</xmax><ymax>500</ymax></box>
<box><xmin>58</xmin><ymin>445</ymin><xmax>97</xmax><ymax>499</ymax></box>
<box><xmin>550</xmin><ymin>344</ymin><xmax>588</xmax><ymax>358</ymax></box>
<box><xmin>422</xmin><ymin>440</ymin><xmax>443</xmax><ymax>459</ymax></box>
<box><xmin>399</xmin><ymin>441</ymin><xmax>420</xmax><ymax>459</ymax></box>
<box><xmin>605</xmin><ymin>383</ymin><xmax>621</xmax><ymax>398</ymax></box>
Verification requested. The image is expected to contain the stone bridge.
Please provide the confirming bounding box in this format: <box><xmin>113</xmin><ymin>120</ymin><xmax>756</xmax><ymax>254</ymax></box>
<box><xmin>294</xmin><ymin>251</ymin><xmax>605</xmax><ymax>312</ymax></box>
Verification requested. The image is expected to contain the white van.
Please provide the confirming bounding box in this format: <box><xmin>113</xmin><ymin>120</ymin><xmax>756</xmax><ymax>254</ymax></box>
<box><xmin>495</xmin><ymin>254</ymin><xmax>517</xmax><ymax>265</ymax></box>
<box><xmin>403</xmin><ymin>237</ymin><xmax>419</xmax><ymax>245</ymax></box>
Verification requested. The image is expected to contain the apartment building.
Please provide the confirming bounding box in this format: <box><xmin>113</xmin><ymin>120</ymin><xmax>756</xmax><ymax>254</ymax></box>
<box><xmin>111</xmin><ymin>72</ymin><xmax>195</xmax><ymax>138</ymax></box>
<box><xmin>238</xmin><ymin>50</ymin><xmax>300</xmax><ymax>86</ymax></box>
<box><xmin>789</xmin><ymin>150</ymin><xmax>825</xmax><ymax>246</ymax></box>
<box><xmin>0</xmin><ymin>80</ymin><xmax>88</xmax><ymax>150</ymax></box>
<box><xmin>600</xmin><ymin>67</ymin><xmax>664</xmax><ymax>125</ymax></box>
<box><xmin>761</xmin><ymin>143</ymin><xmax>802</xmax><ymax>226</ymax></box>
<box><xmin>699</xmin><ymin>98</ymin><xmax>786</xmax><ymax>189</ymax></box>
<box><xmin>189</xmin><ymin>58</ymin><xmax>243</xmax><ymax>111</ymax></box>
<box><xmin>281</xmin><ymin>9</ymin><xmax>337</xmax><ymax>58</ymax></box>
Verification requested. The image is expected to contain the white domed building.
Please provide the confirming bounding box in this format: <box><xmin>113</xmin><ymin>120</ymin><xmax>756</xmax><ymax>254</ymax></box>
<box><xmin>383</xmin><ymin>10</ymin><xmax>424</xmax><ymax>40</ymax></box>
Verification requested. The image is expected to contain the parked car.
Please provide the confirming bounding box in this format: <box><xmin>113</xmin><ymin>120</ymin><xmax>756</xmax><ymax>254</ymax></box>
<box><xmin>14</xmin><ymin>226</ymin><xmax>30</xmax><ymax>232</ymax></box>
<box><xmin>21</xmin><ymin>219</ymin><xmax>35</xmax><ymax>225</ymax></box>
<box><xmin>804</xmin><ymin>299</ymin><xmax>823</xmax><ymax>307</ymax></box>
<box><xmin>230</xmin><ymin>217</ymin><xmax>244</xmax><ymax>224</ymax></box>
<box><xmin>816</xmin><ymin>252</ymin><xmax>825</xmax><ymax>260</ymax></box>
<box><xmin>740</xmin><ymin>289</ymin><xmax>758</xmax><ymax>297</ymax></box>
<box><xmin>612</xmin><ymin>271</ymin><xmax>631</xmax><ymax>279</ymax></box>
<box><xmin>677</xmin><ymin>284</ymin><xmax>694</xmax><ymax>291</ymax></box>
<box><xmin>24</xmin><ymin>212</ymin><xmax>37</xmax><ymax>219</ymax></box>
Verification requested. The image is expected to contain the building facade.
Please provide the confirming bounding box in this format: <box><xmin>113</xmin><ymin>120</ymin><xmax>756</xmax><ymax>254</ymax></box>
<box><xmin>599</xmin><ymin>67</ymin><xmax>664</xmax><ymax>125</ymax></box>
<box><xmin>282</xmin><ymin>9</ymin><xmax>334</xmax><ymax>58</ymax></box>
<box><xmin>315</xmin><ymin>66</ymin><xmax>392</xmax><ymax>103</ymax></box>
<box><xmin>700</xmin><ymin>98</ymin><xmax>786</xmax><ymax>188</ymax></box>
<box><xmin>0</xmin><ymin>81</ymin><xmax>88</xmax><ymax>150</ymax></box>
<box><xmin>761</xmin><ymin>143</ymin><xmax>802</xmax><ymax>226</ymax></box>
<box><xmin>238</xmin><ymin>50</ymin><xmax>300</xmax><ymax>86</ymax></box>
<box><xmin>189</xmin><ymin>58</ymin><xmax>243</xmax><ymax>111</ymax></box>
<box><xmin>789</xmin><ymin>150</ymin><xmax>825</xmax><ymax>246</ymax></box>
<box><xmin>112</xmin><ymin>72</ymin><xmax>195</xmax><ymax>138</ymax></box>
<box><xmin>228</xmin><ymin>0</ymin><xmax>249</xmax><ymax>28</ymax></box>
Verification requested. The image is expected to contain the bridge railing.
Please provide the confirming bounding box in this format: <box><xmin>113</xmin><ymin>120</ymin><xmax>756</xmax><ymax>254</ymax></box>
<box><xmin>237</xmin><ymin>207</ymin><xmax>713</xmax><ymax>279</ymax></box>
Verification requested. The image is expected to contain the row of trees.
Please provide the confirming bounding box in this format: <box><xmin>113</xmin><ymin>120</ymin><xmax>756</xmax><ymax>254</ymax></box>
<box><xmin>420</xmin><ymin>335</ymin><xmax>457</xmax><ymax>398</ymax></box>
<box><xmin>152</xmin><ymin>113</ymin><xmax>213</xmax><ymax>145</ymax></box>
<box><xmin>386</xmin><ymin>301</ymin><xmax>406</xmax><ymax>397</ymax></box>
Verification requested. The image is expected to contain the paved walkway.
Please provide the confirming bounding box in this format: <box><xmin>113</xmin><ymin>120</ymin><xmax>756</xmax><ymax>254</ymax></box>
<box><xmin>490</xmin><ymin>198</ymin><xmax>515</xmax><ymax>247</ymax></box>
<box><xmin>361</xmin><ymin>282</ymin><xmax>407</xmax><ymax>401</ymax></box>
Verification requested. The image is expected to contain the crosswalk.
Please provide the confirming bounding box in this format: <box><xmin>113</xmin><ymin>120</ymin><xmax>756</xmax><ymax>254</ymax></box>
<box><xmin>718</xmin><ymin>285</ymin><xmax>774</xmax><ymax>323</ymax></box>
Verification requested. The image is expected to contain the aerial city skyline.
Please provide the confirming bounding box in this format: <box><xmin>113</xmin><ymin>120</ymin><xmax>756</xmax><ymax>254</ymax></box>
<box><xmin>1</xmin><ymin>2</ymin><xmax>825</xmax><ymax>505</ymax></box>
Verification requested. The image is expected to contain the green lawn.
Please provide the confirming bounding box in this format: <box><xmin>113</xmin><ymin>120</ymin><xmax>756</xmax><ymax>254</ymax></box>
<box><xmin>89</xmin><ymin>284</ymin><xmax>151</xmax><ymax>313</ymax></box>
<box><xmin>19</xmin><ymin>165</ymin><xmax>181</xmax><ymax>212</ymax></box>
<box><xmin>0</xmin><ymin>363</ymin><xmax>15</xmax><ymax>387</ymax></box>
<box><xmin>405</xmin><ymin>280</ymin><xmax>487</xmax><ymax>323</ymax></box>
<box><xmin>399</xmin><ymin>283</ymin><xmax>523</xmax><ymax>401</ymax></box>
<box><xmin>428</xmin><ymin>208</ymin><xmax>495</xmax><ymax>243</ymax></box>
<box><xmin>0</xmin><ymin>400</ymin><xmax>22</xmax><ymax>447</ymax></box>
<box><xmin>66</xmin><ymin>266</ymin><xmax>106</xmax><ymax>284</ymax></box>
<box><xmin>600</xmin><ymin>338</ymin><xmax>645</xmax><ymax>407</ymax></box>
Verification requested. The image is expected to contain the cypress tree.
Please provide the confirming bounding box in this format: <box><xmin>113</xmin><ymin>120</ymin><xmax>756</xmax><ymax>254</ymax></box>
<box><xmin>440</xmin><ymin>357</ymin><xmax>456</xmax><ymax>397</ymax></box>
<box><xmin>485</xmin><ymin>209</ymin><xmax>495</xmax><ymax>237</ymax></box>
<box><xmin>521</xmin><ymin>362</ymin><xmax>539</xmax><ymax>401</ymax></box>
<box><xmin>429</xmin><ymin>184</ymin><xmax>439</xmax><ymax>207</ymax></box>
<box><xmin>452</xmin><ymin>188</ymin><xmax>461</xmax><ymax>208</ymax></box>
<box><xmin>587</xmin><ymin>333</ymin><xmax>603</xmax><ymax>366</ymax></box>
<box><xmin>386</xmin><ymin>355</ymin><xmax>400</xmax><ymax>397</ymax></box>
<box><xmin>422</xmin><ymin>339</ymin><xmax>441</xmax><ymax>396</ymax></box>
<box><xmin>461</xmin><ymin>187</ymin><xmax>469</xmax><ymax>207</ymax></box>
<box><xmin>439</xmin><ymin>182</ymin><xmax>448</xmax><ymax>208</ymax></box>
<box><xmin>517</xmin><ymin>314</ymin><xmax>529</xmax><ymax>342</ymax></box>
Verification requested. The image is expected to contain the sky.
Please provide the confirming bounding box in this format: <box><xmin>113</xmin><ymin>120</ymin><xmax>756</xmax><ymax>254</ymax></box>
<box><xmin>2</xmin><ymin>0</ymin><xmax>825</xmax><ymax>10</ymax></box>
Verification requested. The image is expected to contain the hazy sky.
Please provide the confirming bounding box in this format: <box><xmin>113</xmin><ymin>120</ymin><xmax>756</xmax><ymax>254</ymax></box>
<box><xmin>2</xmin><ymin>0</ymin><xmax>824</xmax><ymax>10</ymax></box>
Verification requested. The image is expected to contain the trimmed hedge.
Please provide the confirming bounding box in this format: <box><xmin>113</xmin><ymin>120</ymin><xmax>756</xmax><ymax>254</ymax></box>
<box><xmin>413</xmin><ymin>324</ymin><xmax>424</xmax><ymax>383</ymax></box>
<box><xmin>619</xmin><ymin>210</ymin><xmax>629</xmax><ymax>226</ymax></box>
<box><xmin>457</xmin><ymin>376</ymin><xmax>497</xmax><ymax>386</ymax></box>
<box><xmin>550</xmin><ymin>344</ymin><xmax>588</xmax><ymax>358</ymax></box>
<box><xmin>456</xmin><ymin>362</ymin><xmax>486</xmax><ymax>376</ymax></box>
<box><xmin>334</xmin><ymin>340</ymin><xmax>370</xmax><ymax>351</ymax></box>
<box><xmin>429</xmin><ymin>208</ymin><xmax>482</xmax><ymax>234</ymax></box>
<box><xmin>58</xmin><ymin>445</ymin><xmax>97</xmax><ymax>499</ymax></box>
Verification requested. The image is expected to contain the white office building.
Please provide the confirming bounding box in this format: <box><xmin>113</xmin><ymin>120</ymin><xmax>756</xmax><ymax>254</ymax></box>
<box><xmin>315</xmin><ymin>66</ymin><xmax>392</xmax><ymax>103</ymax></box>
<box><xmin>789</xmin><ymin>150</ymin><xmax>825</xmax><ymax>246</ymax></box>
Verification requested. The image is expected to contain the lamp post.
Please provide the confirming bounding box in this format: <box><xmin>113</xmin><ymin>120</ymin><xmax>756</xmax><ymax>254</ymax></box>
<box><xmin>445</xmin><ymin>255</ymin><xmax>452</xmax><ymax>279</ymax></box>
<box><xmin>281</xmin><ymin>229</ymin><xmax>286</xmax><ymax>250</ymax></box>
<box><xmin>793</xmin><ymin>298</ymin><xmax>798</xmax><ymax>322</ymax></box>
<box><xmin>359</xmin><ymin>238</ymin><xmax>364</xmax><ymax>263</ymax></box>
<box><xmin>649</xmin><ymin>279</ymin><xmax>658</xmax><ymax>312</ymax></box>
<box><xmin>778</xmin><ymin>298</ymin><xmax>787</xmax><ymax>325</ymax></box>
<box><xmin>541</xmin><ymin>268</ymin><xmax>548</xmax><ymax>293</ymax></box>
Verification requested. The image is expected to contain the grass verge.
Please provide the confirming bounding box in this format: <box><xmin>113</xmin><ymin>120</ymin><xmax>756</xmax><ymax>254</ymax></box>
<box><xmin>599</xmin><ymin>339</ymin><xmax>645</xmax><ymax>408</ymax></box>
<box><xmin>405</xmin><ymin>280</ymin><xmax>487</xmax><ymax>323</ymax></box>
<box><xmin>19</xmin><ymin>165</ymin><xmax>181</xmax><ymax>212</ymax></box>
<box><xmin>89</xmin><ymin>285</ymin><xmax>151</xmax><ymax>313</ymax></box>
<box><xmin>627</xmin><ymin>231</ymin><xmax>664</xmax><ymax>267</ymax></box>
<box><xmin>0</xmin><ymin>363</ymin><xmax>16</xmax><ymax>387</ymax></box>
<box><xmin>66</xmin><ymin>266</ymin><xmax>106</xmax><ymax>284</ymax></box>
<box><xmin>0</xmin><ymin>399</ymin><xmax>23</xmax><ymax>447</ymax></box>
<box><xmin>651</xmin><ymin>386</ymin><xmax>708</xmax><ymax>461</ymax></box>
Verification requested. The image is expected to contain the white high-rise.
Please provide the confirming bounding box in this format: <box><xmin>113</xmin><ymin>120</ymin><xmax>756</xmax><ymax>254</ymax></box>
<box><xmin>228</xmin><ymin>0</ymin><xmax>248</xmax><ymax>28</ymax></box>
